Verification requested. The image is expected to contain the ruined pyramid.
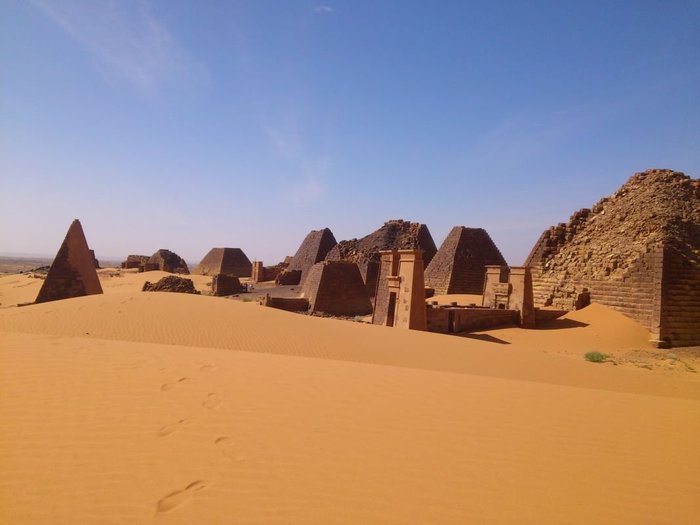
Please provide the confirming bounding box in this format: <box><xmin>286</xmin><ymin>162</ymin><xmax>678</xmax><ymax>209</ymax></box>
<box><xmin>525</xmin><ymin>169</ymin><xmax>700</xmax><ymax>347</ymax></box>
<box><xmin>194</xmin><ymin>248</ymin><xmax>251</xmax><ymax>277</ymax></box>
<box><xmin>35</xmin><ymin>219</ymin><xmax>103</xmax><ymax>304</ymax></box>
<box><xmin>424</xmin><ymin>227</ymin><xmax>507</xmax><ymax>295</ymax></box>
<box><xmin>325</xmin><ymin>219</ymin><xmax>437</xmax><ymax>296</ymax></box>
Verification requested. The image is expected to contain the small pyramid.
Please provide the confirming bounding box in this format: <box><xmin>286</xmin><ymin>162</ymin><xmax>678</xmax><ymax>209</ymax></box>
<box><xmin>194</xmin><ymin>248</ymin><xmax>251</xmax><ymax>277</ymax></box>
<box><xmin>35</xmin><ymin>219</ymin><xmax>103</xmax><ymax>304</ymax></box>
<box><xmin>285</xmin><ymin>228</ymin><xmax>337</xmax><ymax>284</ymax></box>
<box><xmin>424</xmin><ymin>227</ymin><xmax>507</xmax><ymax>295</ymax></box>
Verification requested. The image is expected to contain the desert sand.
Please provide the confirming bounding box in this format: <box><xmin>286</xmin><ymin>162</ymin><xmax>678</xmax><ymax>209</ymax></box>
<box><xmin>1</xmin><ymin>269</ymin><xmax>699</xmax><ymax>524</ymax></box>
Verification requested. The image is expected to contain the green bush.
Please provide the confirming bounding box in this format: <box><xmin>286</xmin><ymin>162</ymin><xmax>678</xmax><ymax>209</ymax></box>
<box><xmin>584</xmin><ymin>351</ymin><xmax>607</xmax><ymax>363</ymax></box>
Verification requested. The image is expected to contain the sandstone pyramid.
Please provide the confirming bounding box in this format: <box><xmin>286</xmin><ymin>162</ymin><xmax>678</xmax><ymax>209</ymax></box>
<box><xmin>194</xmin><ymin>248</ymin><xmax>251</xmax><ymax>277</ymax></box>
<box><xmin>325</xmin><ymin>220</ymin><xmax>437</xmax><ymax>296</ymax></box>
<box><xmin>279</xmin><ymin>228</ymin><xmax>337</xmax><ymax>285</ymax></box>
<box><xmin>149</xmin><ymin>249</ymin><xmax>190</xmax><ymax>274</ymax></box>
<box><xmin>301</xmin><ymin>261</ymin><xmax>373</xmax><ymax>316</ymax></box>
<box><xmin>35</xmin><ymin>219</ymin><xmax>103</xmax><ymax>304</ymax></box>
<box><xmin>425</xmin><ymin>227</ymin><xmax>507</xmax><ymax>295</ymax></box>
<box><xmin>525</xmin><ymin>169</ymin><xmax>700</xmax><ymax>347</ymax></box>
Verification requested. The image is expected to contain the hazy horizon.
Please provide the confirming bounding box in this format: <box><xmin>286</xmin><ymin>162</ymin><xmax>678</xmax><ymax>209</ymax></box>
<box><xmin>2</xmin><ymin>1</ymin><xmax>698</xmax><ymax>265</ymax></box>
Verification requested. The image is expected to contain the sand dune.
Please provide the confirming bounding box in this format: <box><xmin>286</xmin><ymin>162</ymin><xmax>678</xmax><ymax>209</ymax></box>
<box><xmin>1</xmin><ymin>271</ymin><xmax>699</xmax><ymax>524</ymax></box>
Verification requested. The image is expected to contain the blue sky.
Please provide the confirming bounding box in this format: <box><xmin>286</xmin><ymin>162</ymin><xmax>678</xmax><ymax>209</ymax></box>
<box><xmin>1</xmin><ymin>0</ymin><xmax>699</xmax><ymax>264</ymax></box>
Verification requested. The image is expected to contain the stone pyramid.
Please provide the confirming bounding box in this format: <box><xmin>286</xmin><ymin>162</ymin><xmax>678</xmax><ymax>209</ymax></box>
<box><xmin>284</xmin><ymin>228</ymin><xmax>337</xmax><ymax>284</ymax></box>
<box><xmin>525</xmin><ymin>169</ymin><xmax>700</xmax><ymax>347</ymax></box>
<box><xmin>35</xmin><ymin>219</ymin><xmax>103</xmax><ymax>304</ymax></box>
<box><xmin>301</xmin><ymin>261</ymin><xmax>373</xmax><ymax>316</ymax></box>
<box><xmin>424</xmin><ymin>227</ymin><xmax>507</xmax><ymax>295</ymax></box>
<box><xmin>325</xmin><ymin>219</ymin><xmax>437</xmax><ymax>296</ymax></box>
<box><xmin>194</xmin><ymin>248</ymin><xmax>251</xmax><ymax>277</ymax></box>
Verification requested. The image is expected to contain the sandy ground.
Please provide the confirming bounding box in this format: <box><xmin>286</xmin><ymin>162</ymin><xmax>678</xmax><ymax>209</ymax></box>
<box><xmin>1</xmin><ymin>269</ymin><xmax>699</xmax><ymax>524</ymax></box>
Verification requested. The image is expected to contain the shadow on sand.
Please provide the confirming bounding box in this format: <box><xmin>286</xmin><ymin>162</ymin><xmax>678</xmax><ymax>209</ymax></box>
<box><xmin>457</xmin><ymin>333</ymin><xmax>512</xmax><ymax>345</ymax></box>
<box><xmin>535</xmin><ymin>318</ymin><xmax>589</xmax><ymax>330</ymax></box>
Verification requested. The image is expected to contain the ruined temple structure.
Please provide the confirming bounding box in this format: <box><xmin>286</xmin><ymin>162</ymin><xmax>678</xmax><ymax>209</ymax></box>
<box><xmin>278</xmin><ymin>228</ymin><xmax>338</xmax><ymax>286</ymax></box>
<box><xmin>148</xmin><ymin>249</ymin><xmax>190</xmax><ymax>274</ymax></box>
<box><xmin>193</xmin><ymin>247</ymin><xmax>252</xmax><ymax>278</ymax></box>
<box><xmin>301</xmin><ymin>261</ymin><xmax>373</xmax><ymax>316</ymax></box>
<box><xmin>372</xmin><ymin>250</ymin><xmax>427</xmax><ymax>330</ymax></box>
<box><xmin>482</xmin><ymin>266</ymin><xmax>536</xmax><ymax>328</ymax></box>
<box><xmin>121</xmin><ymin>255</ymin><xmax>150</xmax><ymax>270</ymax></box>
<box><xmin>326</xmin><ymin>220</ymin><xmax>437</xmax><ymax>297</ymax></box>
<box><xmin>425</xmin><ymin>227</ymin><xmax>507</xmax><ymax>295</ymax></box>
<box><xmin>525</xmin><ymin>169</ymin><xmax>700</xmax><ymax>347</ymax></box>
<box><xmin>35</xmin><ymin>219</ymin><xmax>104</xmax><ymax>304</ymax></box>
<box><xmin>251</xmin><ymin>261</ymin><xmax>287</xmax><ymax>283</ymax></box>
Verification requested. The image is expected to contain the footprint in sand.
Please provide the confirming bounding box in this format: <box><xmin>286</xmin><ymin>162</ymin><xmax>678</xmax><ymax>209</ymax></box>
<box><xmin>156</xmin><ymin>480</ymin><xmax>209</xmax><ymax>514</ymax></box>
<box><xmin>199</xmin><ymin>363</ymin><xmax>216</xmax><ymax>372</ymax></box>
<box><xmin>215</xmin><ymin>436</ymin><xmax>246</xmax><ymax>461</ymax></box>
<box><xmin>157</xmin><ymin>419</ymin><xmax>192</xmax><ymax>437</ymax></box>
<box><xmin>202</xmin><ymin>393</ymin><xmax>222</xmax><ymax>409</ymax></box>
<box><xmin>160</xmin><ymin>377</ymin><xmax>188</xmax><ymax>391</ymax></box>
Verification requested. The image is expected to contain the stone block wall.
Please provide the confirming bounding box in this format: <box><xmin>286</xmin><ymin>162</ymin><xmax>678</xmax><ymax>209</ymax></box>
<box><xmin>426</xmin><ymin>307</ymin><xmax>519</xmax><ymax>334</ymax></box>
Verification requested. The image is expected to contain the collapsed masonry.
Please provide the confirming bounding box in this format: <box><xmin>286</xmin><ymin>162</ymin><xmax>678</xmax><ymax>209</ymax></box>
<box><xmin>425</xmin><ymin>226</ymin><xmax>507</xmax><ymax>295</ymax></box>
<box><xmin>326</xmin><ymin>220</ymin><xmax>437</xmax><ymax>297</ymax></box>
<box><xmin>35</xmin><ymin>219</ymin><xmax>104</xmax><ymax>304</ymax></box>
<box><xmin>121</xmin><ymin>255</ymin><xmax>150</xmax><ymax>269</ymax></box>
<box><xmin>147</xmin><ymin>249</ymin><xmax>190</xmax><ymax>274</ymax></box>
<box><xmin>525</xmin><ymin>169</ymin><xmax>700</xmax><ymax>347</ymax></box>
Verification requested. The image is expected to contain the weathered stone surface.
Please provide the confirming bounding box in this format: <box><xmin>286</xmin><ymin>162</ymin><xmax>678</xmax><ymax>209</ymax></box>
<box><xmin>194</xmin><ymin>248</ymin><xmax>252</xmax><ymax>277</ymax></box>
<box><xmin>148</xmin><ymin>249</ymin><xmax>190</xmax><ymax>274</ymax></box>
<box><xmin>425</xmin><ymin>227</ymin><xmax>507</xmax><ymax>295</ymax></box>
<box><xmin>525</xmin><ymin>169</ymin><xmax>700</xmax><ymax>347</ymax></box>
<box><xmin>326</xmin><ymin>220</ymin><xmax>437</xmax><ymax>296</ymax></box>
<box><xmin>35</xmin><ymin>219</ymin><xmax>104</xmax><ymax>304</ymax></box>
<box><xmin>142</xmin><ymin>275</ymin><xmax>200</xmax><ymax>294</ymax></box>
<box><xmin>302</xmin><ymin>261</ymin><xmax>373</xmax><ymax>316</ymax></box>
<box><xmin>284</xmin><ymin>228</ymin><xmax>337</xmax><ymax>284</ymax></box>
<box><xmin>121</xmin><ymin>255</ymin><xmax>149</xmax><ymax>269</ymax></box>
<box><xmin>373</xmin><ymin>250</ymin><xmax>427</xmax><ymax>330</ymax></box>
<box><xmin>211</xmin><ymin>273</ymin><xmax>243</xmax><ymax>296</ymax></box>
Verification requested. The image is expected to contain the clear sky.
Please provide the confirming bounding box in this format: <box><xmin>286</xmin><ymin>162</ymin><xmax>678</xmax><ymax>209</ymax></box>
<box><xmin>1</xmin><ymin>0</ymin><xmax>699</xmax><ymax>265</ymax></box>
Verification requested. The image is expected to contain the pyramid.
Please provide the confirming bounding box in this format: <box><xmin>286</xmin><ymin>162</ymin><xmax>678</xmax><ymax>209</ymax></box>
<box><xmin>149</xmin><ymin>249</ymin><xmax>190</xmax><ymax>274</ymax></box>
<box><xmin>325</xmin><ymin>219</ymin><xmax>437</xmax><ymax>296</ymax></box>
<box><xmin>282</xmin><ymin>228</ymin><xmax>337</xmax><ymax>285</ymax></box>
<box><xmin>193</xmin><ymin>248</ymin><xmax>251</xmax><ymax>277</ymax></box>
<box><xmin>525</xmin><ymin>169</ymin><xmax>700</xmax><ymax>347</ymax></box>
<box><xmin>301</xmin><ymin>261</ymin><xmax>373</xmax><ymax>316</ymax></box>
<box><xmin>424</xmin><ymin>227</ymin><xmax>507</xmax><ymax>295</ymax></box>
<box><xmin>35</xmin><ymin>219</ymin><xmax>103</xmax><ymax>304</ymax></box>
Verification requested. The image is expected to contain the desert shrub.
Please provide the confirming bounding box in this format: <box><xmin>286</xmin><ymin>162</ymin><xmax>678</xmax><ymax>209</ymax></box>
<box><xmin>584</xmin><ymin>351</ymin><xmax>607</xmax><ymax>363</ymax></box>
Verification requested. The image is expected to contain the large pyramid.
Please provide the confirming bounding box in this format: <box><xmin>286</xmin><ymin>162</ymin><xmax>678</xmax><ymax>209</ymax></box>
<box><xmin>194</xmin><ymin>248</ymin><xmax>251</xmax><ymax>277</ymax></box>
<box><xmin>525</xmin><ymin>169</ymin><xmax>700</xmax><ymax>347</ymax></box>
<box><xmin>281</xmin><ymin>228</ymin><xmax>337</xmax><ymax>285</ymax></box>
<box><xmin>425</xmin><ymin>227</ymin><xmax>507</xmax><ymax>295</ymax></box>
<box><xmin>325</xmin><ymin>219</ymin><xmax>437</xmax><ymax>296</ymax></box>
<box><xmin>35</xmin><ymin>219</ymin><xmax>103</xmax><ymax>304</ymax></box>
